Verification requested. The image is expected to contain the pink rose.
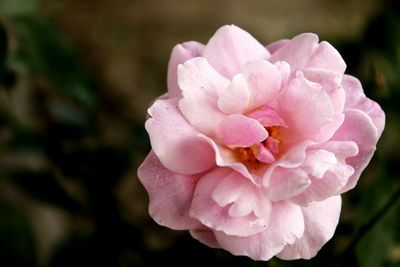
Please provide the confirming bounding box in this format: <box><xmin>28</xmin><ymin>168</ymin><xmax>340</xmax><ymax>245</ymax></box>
<box><xmin>137</xmin><ymin>25</ymin><xmax>385</xmax><ymax>260</ymax></box>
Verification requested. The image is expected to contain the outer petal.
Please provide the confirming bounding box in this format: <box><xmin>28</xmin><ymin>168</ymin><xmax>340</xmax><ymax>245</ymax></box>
<box><xmin>203</xmin><ymin>25</ymin><xmax>270</xmax><ymax>79</ymax></box>
<box><xmin>167</xmin><ymin>41</ymin><xmax>205</xmax><ymax>98</ymax></box>
<box><xmin>292</xmin><ymin>142</ymin><xmax>358</xmax><ymax>205</ymax></box>
<box><xmin>241</xmin><ymin>60</ymin><xmax>282</xmax><ymax>109</ymax></box>
<box><xmin>219</xmin><ymin>114</ymin><xmax>268</xmax><ymax>147</ymax></box>
<box><xmin>146</xmin><ymin>98</ymin><xmax>215</xmax><ymax>175</ymax></box>
<box><xmin>214</xmin><ymin>201</ymin><xmax>304</xmax><ymax>261</ymax></box>
<box><xmin>270</xmin><ymin>33</ymin><xmax>319</xmax><ymax>72</ymax></box>
<box><xmin>270</xmin><ymin>33</ymin><xmax>346</xmax><ymax>74</ymax></box>
<box><xmin>265</xmin><ymin>168</ymin><xmax>311</xmax><ymax>201</ymax></box>
<box><xmin>137</xmin><ymin>152</ymin><xmax>202</xmax><ymax>230</ymax></box>
<box><xmin>190</xmin><ymin>229</ymin><xmax>220</xmax><ymax>248</ymax></box>
<box><xmin>190</xmin><ymin>168</ymin><xmax>271</xmax><ymax>237</ymax></box>
<box><xmin>278</xmin><ymin>196</ymin><xmax>342</xmax><ymax>259</ymax></box>
<box><xmin>342</xmin><ymin>75</ymin><xmax>385</xmax><ymax>138</ymax></box>
<box><xmin>178</xmin><ymin>57</ymin><xmax>230</xmax><ymax>138</ymax></box>
<box><xmin>333</xmin><ymin>109</ymin><xmax>379</xmax><ymax>193</ymax></box>
<box><xmin>266</xmin><ymin>39</ymin><xmax>289</xmax><ymax>54</ymax></box>
<box><xmin>302</xmin><ymin>68</ymin><xmax>345</xmax><ymax>114</ymax></box>
<box><xmin>307</xmin><ymin>41</ymin><xmax>346</xmax><ymax>74</ymax></box>
<box><xmin>279</xmin><ymin>72</ymin><xmax>340</xmax><ymax>142</ymax></box>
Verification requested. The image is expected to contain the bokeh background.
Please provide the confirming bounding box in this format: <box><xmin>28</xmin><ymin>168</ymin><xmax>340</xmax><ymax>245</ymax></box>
<box><xmin>0</xmin><ymin>0</ymin><xmax>399</xmax><ymax>266</ymax></box>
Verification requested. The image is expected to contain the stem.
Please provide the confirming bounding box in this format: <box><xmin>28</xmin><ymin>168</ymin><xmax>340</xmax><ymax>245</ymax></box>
<box><xmin>342</xmin><ymin>186</ymin><xmax>400</xmax><ymax>255</ymax></box>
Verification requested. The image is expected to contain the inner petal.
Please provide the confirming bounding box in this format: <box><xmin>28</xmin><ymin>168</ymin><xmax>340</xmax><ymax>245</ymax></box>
<box><xmin>220</xmin><ymin>114</ymin><xmax>268</xmax><ymax>147</ymax></box>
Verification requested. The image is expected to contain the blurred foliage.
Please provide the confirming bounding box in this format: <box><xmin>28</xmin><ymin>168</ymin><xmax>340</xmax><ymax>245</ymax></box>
<box><xmin>0</xmin><ymin>0</ymin><xmax>399</xmax><ymax>267</ymax></box>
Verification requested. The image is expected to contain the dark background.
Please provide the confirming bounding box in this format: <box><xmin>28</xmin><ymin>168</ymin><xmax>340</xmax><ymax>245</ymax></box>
<box><xmin>0</xmin><ymin>0</ymin><xmax>399</xmax><ymax>266</ymax></box>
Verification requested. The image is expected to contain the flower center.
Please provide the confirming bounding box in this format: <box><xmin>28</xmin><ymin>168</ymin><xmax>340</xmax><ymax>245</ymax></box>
<box><xmin>235</xmin><ymin>125</ymin><xmax>283</xmax><ymax>165</ymax></box>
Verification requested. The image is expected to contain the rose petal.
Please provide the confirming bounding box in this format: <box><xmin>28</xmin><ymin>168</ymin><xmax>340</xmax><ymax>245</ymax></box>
<box><xmin>265</xmin><ymin>168</ymin><xmax>311</xmax><ymax>201</ymax></box>
<box><xmin>203</xmin><ymin>25</ymin><xmax>270</xmax><ymax>78</ymax></box>
<box><xmin>266</xmin><ymin>39</ymin><xmax>289</xmax><ymax>54</ymax></box>
<box><xmin>303</xmin><ymin>68</ymin><xmax>345</xmax><ymax>114</ymax></box>
<box><xmin>270</xmin><ymin>33</ymin><xmax>346</xmax><ymax>74</ymax></box>
<box><xmin>279</xmin><ymin>71</ymin><xmax>340</xmax><ymax>142</ymax></box>
<box><xmin>219</xmin><ymin>114</ymin><xmax>268</xmax><ymax>147</ymax></box>
<box><xmin>167</xmin><ymin>41</ymin><xmax>205</xmax><ymax>98</ymax></box>
<box><xmin>214</xmin><ymin>201</ymin><xmax>304</xmax><ymax>261</ymax></box>
<box><xmin>218</xmin><ymin>74</ymin><xmax>251</xmax><ymax>114</ymax></box>
<box><xmin>247</xmin><ymin>104</ymin><xmax>287</xmax><ymax>127</ymax></box>
<box><xmin>190</xmin><ymin>229</ymin><xmax>220</xmax><ymax>248</ymax></box>
<box><xmin>146</xmin><ymin>98</ymin><xmax>215</xmax><ymax>174</ymax></box>
<box><xmin>178</xmin><ymin>57</ymin><xmax>230</xmax><ymax>138</ymax></box>
<box><xmin>137</xmin><ymin>152</ymin><xmax>202</xmax><ymax>230</ymax></box>
<box><xmin>190</xmin><ymin>168</ymin><xmax>271</xmax><ymax>237</ymax></box>
<box><xmin>198</xmin><ymin>134</ymin><xmax>261</xmax><ymax>184</ymax></box>
<box><xmin>263</xmin><ymin>140</ymin><xmax>314</xmax><ymax>186</ymax></box>
<box><xmin>333</xmin><ymin>109</ymin><xmax>379</xmax><ymax>193</ymax></box>
<box><xmin>307</xmin><ymin>41</ymin><xmax>346</xmax><ymax>74</ymax></box>
<box><xmin>241</xmin><ymin>60</ymin><xmax>282</xmax><ymax>109</ymax></box>
<box><xmin>301</xmin><ymin>149</ymin><xmax>337</xmax><ymax>179</ymax></box>
<box><xmin>278</xmin><ymin>196</ymin><xmax>342</xmax><ymax>259</ymax></box>
<box><xmin>292</xmin><ymin>142</ymin><xmax>358</xmax><ymax>205</ymax></box>
<box><xmin>342</xmin><ymin>75</ymin><xmax>385</xmax><ymax>138</ymax></box>
<box><xmin>270</xmin><ymin>33</ymin><xmax>319</xmax><ymax>72</ymax></box>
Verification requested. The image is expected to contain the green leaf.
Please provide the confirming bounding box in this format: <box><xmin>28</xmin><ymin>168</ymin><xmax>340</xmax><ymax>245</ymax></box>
<box><xmin>0</xmin><ymin>199</ymin><xmax>37</xmax><ymax>267</ymax></box>
<box><xmin>0</xmin><ymin>0</ymin><xmax>37</xmax><ymax>16</ymax></box>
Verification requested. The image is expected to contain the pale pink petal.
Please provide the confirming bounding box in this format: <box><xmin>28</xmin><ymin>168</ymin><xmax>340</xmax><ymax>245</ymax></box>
<box><xmin>190</xmin><ymin>229</ymin><xmax>220</xmax><ymax>248</ymax></box>
<box><xmin>218</xmin><ymin>74</ymin><xmax>250</xmax><ymax>114</ymax></box>
<box><xmin>274</xmin><ymin>61</ymin><xmax>291</xmax><ymax>87</ymax></box>
<box><xmin>190</xmin><ymin>168</ymin><xmax>270</xmax><ymax>237</ymax></box>
<box><xmin>333</xmin><ymin>109</ymin><xmax>379</xmax><ymax>193</ymax></box>
<box><xmin>279</xmin><ymin>72</ymin><xmax>340</xmax><ymax>142</ymax></box>
<box><xmin>247</xmin><ymin>104</ymin><xmax>287</xmax><ymax>127</ymax></box>
<box><xmin>198</xmin><ymin>134</ymin><xmax>261</xmax><ymax>184</ymax></box>
<box><xmin>228</xmin><ymin>199</ymin><xmax>253</xmax><ymax>217</ymax></box>
<box><xmin>241</xmin><ymin>60</ymin><xmax>282</xmax><ymax>109</ymax></box>
<box><xmin>167</xmin><ymin>41</ymin><xmax>205</xmax><ymax>98</ymax></box>
<box><xmin>203</xmin><ymin>25</ymin><xmax>270</xmax><ymax>78</ymax></box>
<box><xmin>252</xmin><ymin>143</ymin><xmax>275</xmax><ymax>164</ymax></box>
<box><xmin>178</xmin><ymin>57</ymin><xmax>230</xmax><ymax>138</ymax></box>
<box><xmin>266</xmin><ymin>39</ymin><xmax>289</xmax><ymax>54</ymax></box>
<box><xmin>146</xmin><ymin>99</ymin><xmax>215</xmax><ymax>175</ymax></box>
<box><xmin>292</xmin><ymin>141</ymin><xmax>358</xmax><ymax>205</ymax></box>
<box><xmin>342</xmin><ymin>75</ymin><xmax>385</xmax><ymax>138</ymax></box>
<box><xmin>214</xmin><ymin>201</ymin><xmax>304</xmax><ymax>261</ymax></box>
<box><xmin>219</xmin><ymin>114</ymin><xmax>268</xmax><ymax>147</ymax></box>
<box><xmin>263</xmin><ymin>140</ymin><xmax>315</xmax><ymax>186</ymax></box>
<box><xmin>278</xmin><ymin>196</ymin><xmax>342</xmax><ymax>260</ymax></box>
<box><xmin>303</xmin><ymin>68</ymin><xmax>345</xmax><ymax>113</ymax></box>
<box><xmin>270</xmin><ymin>33</ymin><xmax>319</xmax><ymax>72</ymax></box>
<box><xmin>270</xmin><ymin>34</ymin><xmax>346</xmax><ymax>74</ymax></box>
<box><xmin>265</xmin><ymin>168</ymin><xmax>311</xmax><ymax>201</ymax></box>
<box><xmin>137</xmin><ymin>152</ymin><xmax>202</xmax><ymax>230</ymax></box>
<box><xmin>301</xmin><ymin>149</ymin><xmax>337</xmax><ymax>179</ymax></box>
<box><xmin>307</xmin><ymin>41</ymin><xmax>346</xmax><ymax>74</ymax></box>
<box><xmin>212</xmin><ymin>172</ymin><xmax>247</xmax><ymax>207</ymax></box>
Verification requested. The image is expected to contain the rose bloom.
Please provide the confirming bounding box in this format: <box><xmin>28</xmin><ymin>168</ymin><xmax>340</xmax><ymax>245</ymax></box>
<box><xmin>137</xmin><ymin>25</ymin><xmax>385</xmax><ymax>260</ymax></box>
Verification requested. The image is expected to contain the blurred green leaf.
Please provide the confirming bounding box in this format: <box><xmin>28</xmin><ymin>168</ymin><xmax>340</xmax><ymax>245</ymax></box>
<box><xmin>9</xmin><ymin>170</ymin><xmax>81</xmax><ymax>212</ymax></box>
<box><xmin>0</xmin><ymin>199</ymin><xmax>36</xmax><ymax>267</ymax></box>
<box><xmin>11</xmin><ymin>15</ymin><xmax>97</xmax><ymax>111</ymax></box>
<box><xmin>0</xmin><ymin>0</ymin><xmax>37</xmax><ymax>16</ymax></box>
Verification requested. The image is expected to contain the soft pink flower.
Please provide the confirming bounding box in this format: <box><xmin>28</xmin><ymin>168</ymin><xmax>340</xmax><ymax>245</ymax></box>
<box><xmin>138</xmin><ymin>25</ymin><xmax>385</xmax><ymax>260</ymax></box>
